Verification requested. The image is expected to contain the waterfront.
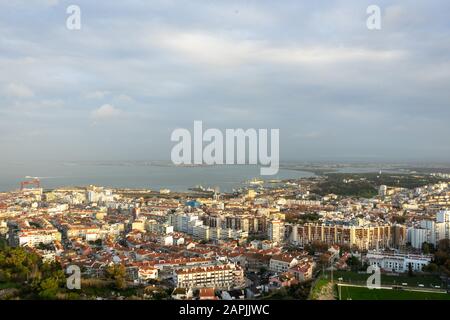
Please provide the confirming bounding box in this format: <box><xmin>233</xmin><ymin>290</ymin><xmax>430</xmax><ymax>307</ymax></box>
<box><xmin>0</xmin><ymin>162</ymin><xmax>315</xmax><ymax>192</ymax></box>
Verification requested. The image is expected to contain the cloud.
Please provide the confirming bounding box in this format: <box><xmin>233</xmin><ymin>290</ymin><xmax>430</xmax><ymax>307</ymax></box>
<box><xmin>4</xmin><ymin>0</ymin><xmax>59</xmax><ymax>7</ymax></box>
<box><xmin>85</xmin><ymin>91</ymin><xmax>110</xmax><ymax>99</ymax></box>
<box><xmin>299</xmin><ymin>131</ymin><xmax>323</xmax><ymax>139</ymax></box>
<box><xmin>90</xmin><ymin>104</ymin><xmax>122</xmax><ymax>120</ymax></box>
<box><xmin>114</xmin><ymin>94</ymin><xmax>134</xmax><ymax>104</ymax></box>
<box><xmin>150</xmin><ymin>30</ymin><xmax>404</xmax><ymax>67</ymax></box>
<box><xmin>0</xmin><ymin>1</ymin><xmax>450</xmax><ymax>163</ymax></box>
<box><xmin>4</xmin><ymin>83</ymin><xmax>34</xmax><ymax>98</ymax></box>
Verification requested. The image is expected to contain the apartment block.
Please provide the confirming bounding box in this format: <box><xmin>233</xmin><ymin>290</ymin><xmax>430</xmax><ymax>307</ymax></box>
<box><xmin>174</xmin><ymin>263</ymin><xmax>244</xmax><ymax>289</ymax></box>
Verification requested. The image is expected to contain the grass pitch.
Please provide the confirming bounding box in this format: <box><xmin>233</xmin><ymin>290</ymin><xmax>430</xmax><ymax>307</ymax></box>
<box><xmin>337</xmin><ymin>285</ymin><xmax>450</xmax><ymax>300</ymax></box>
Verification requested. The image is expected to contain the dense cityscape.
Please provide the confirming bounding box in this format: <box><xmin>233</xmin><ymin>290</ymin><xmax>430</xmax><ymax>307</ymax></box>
<box><xmin>2</xmin><ymin>0</ymin><xmax>450</xmax><ymax>314</ymax></box>
<box><xmin>2</xmin><ymin>171</ymin><xmax>450</xmax><ymax>300</ymax></box>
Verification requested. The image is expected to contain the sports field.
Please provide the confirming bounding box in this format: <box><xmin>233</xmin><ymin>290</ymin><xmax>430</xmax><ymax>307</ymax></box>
<box><xmin>337</xmin><ymin>285</ymin><xmax>450</xmax><ymax>300</ymax></box>
<box><xmin>326</xmin><ymin>271</ymin><xmax>443</xmax><ymax>288</ymax></box>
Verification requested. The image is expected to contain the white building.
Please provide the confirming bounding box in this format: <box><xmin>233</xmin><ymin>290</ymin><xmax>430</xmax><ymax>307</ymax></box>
<box><xmin>173</xmin><ymin>236</ymin><xmax>185</xmax><ymax>246</ymax></box>
<box><xmin>193</xmin><ymin>225</ymin><xmax>210</xmax><ymax>241</ymax></box>
<box><xmin>436</xmin><ymin>210</ymin><xmax>450</xmax><ymax>242</ymax></box>
<box><xmin>174</xmin><ymin>263</ymin><xmax>244</xmax><ymax>289</ymax></box>
<box><xmin>171</xmin><ymin>213</ymin><xmax>201</xmax><ymax>234</ymax></box>
<box><xmin>379</xmin><ymin>185</ymin><xmax>387</xmax><ymax>197</ymax></box>
<box><xmin>366</xmin><ymin>251</ymin><xmax>431</xmax><ymax>272</ymax></box>
<box><xmin>16</xmin><ymin>229</ymin><xmax>62</xmax><ymax>247</ymax></box>
<box><xmin>408</xmin><ymin>220</ymin><xmax>436</xmax><ymax>249</ymax></box>
<box><xmin>408</xmin><ymin>228</ymin><xmax>429</xmax><ymax>249</ymax></box>
<box><xmin>269</xmin><ymin>254</ymin><xmax>298</xmax><ymax>273</ymax></box>
<box><xmin>138</xmin><ymin>266</ymin><xmax>158</xmax><ymax>282</ymax></box>
<box><xmin>188</xmin><ymin>219</ymin><xmax>203</xmax><ymax>235</ymax></box>
<box><xmin>268</xmin><ymin>220</ymin><xmax>284</xmax><ymax>244</ymax></box>
<box><xmin>408</xmin><ymin>211</ymin><xmax>450</xmax><ymax>248</ymax></box>
<box><xmin>159</xmin><ymin>235</ymin><xmax>173</xmax><ymax>246</ymax></box>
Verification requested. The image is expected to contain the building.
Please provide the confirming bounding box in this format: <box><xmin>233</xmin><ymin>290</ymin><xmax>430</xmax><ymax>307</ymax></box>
<box><xmin>137</xmin><ymin>266</ymin><xmax>158</xmax><ymax>282</ymax></box>
<box><xmin>436</xmin><ymin>210</ymin><xmax>450</xmax><ymax>242</ymax></box>
<box><xmin>63</xmin><ymin>225</ymin><xmax>101</xmax><ymax>240</ymax></box>
<box><xmin>366</xmin><ymin>251</ymin><xmax>432</xmax><ymax>273</ymax></box>
<box><xmin>269</xmin><ymin>272</ymin><xmax>298</xmax><ymax>288</ymax></box>
<box><xmin>154</xmin><ymin>257</ymin><xmax>214</xmax><ymax>272</ymax></box>
<box><xmin>268</xmin><ymin>220</ymin><xmax>284</xmax><ymax>243</ymax></box>
<box><xmin>199</xmin><ymin>288</ymin><xmax>217</xmax><ymax>300</ymax></box>
<box><xmin>170</xmin><ymin>213</ymin><xmax>201</xmax><ymax>234</ymax></box>
<box><xmin>131</xmin><ymin>219</ymin><xmax>145</xmax><ymax>232</ymax></box>
<box><xmin>171</xmin><ymin>288</ymin><xmax>194</xmax><ymax>300</ymax></box>
<box><xmin>15</xmin><ymin>228</ymin><xmax>61</xmax><ymax>247</ymax></box>
<box><xmin>292</xmin><ymin>223</ymin><xmax>406</xmax><ymax>250</ymax></box>
<box><xmin>288</xmin><ymin>259</ymin><xmax>315</xmax><ymax>282</ymax></box>
<box><xmin>269</xmin><ymin>254</ymin><xmax>298</xmax><ymax>273</ymax></box>
<box><xmin>407</xmin><ymin>211</ymin><xmax>450</xmax><ymax>248</ymax></box>
<box><xmin>409</xmin><ymin>228</ymin><xmax>429</xmax><ymax>249</ymax></box>
<box><xmin>379</xmin><ymin>185</ymin><xmax>387</xmax><ymax>197</ymax></box>
<box><xmin>174</xmin><ymin>263</ymin><xmax>244</xmax><ymax>289</ymax></box>
<box><xmin>8</xmin><ymin>220</ymin><xmax>62</xmax><ymax>247</ymax></box>
<box><xmin>193</xmin><ymin>225</ymin><xmax>210</xmax><ymax>241</ymax></box>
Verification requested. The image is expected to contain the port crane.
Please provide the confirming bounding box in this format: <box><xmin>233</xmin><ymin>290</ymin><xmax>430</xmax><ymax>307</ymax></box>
<box><xmin>20</xmin><ymin>176</ymin><xmax>41</xmax><ymax>190</ymax></box>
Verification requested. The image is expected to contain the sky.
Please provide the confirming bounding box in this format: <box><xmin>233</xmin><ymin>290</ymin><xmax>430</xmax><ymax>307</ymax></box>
<box><xmin>0</xmin><ymin>0</ymin><xmax>450</xmax><ymax>164</ymax></box>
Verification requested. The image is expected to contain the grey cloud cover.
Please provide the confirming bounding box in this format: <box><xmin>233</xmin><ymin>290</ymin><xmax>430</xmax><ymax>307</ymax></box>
<box><xmin>0</xmin><ymin>0</ymin><xmax>449</xmax><ymax>162</ymax></box>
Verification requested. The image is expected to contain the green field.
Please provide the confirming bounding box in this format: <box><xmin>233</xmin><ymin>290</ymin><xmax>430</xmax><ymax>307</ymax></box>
<box><xmin>337</xmin><ymin>285</ymin><xmax>450</xmax><ymax>300</ymax></box>
<box><xmin>326</xmin><ymin>271</ymin><xmax>443</xmax><ymax>288</ymax></box>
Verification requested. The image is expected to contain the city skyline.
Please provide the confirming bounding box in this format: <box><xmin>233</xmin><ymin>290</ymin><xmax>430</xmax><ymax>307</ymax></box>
<box><xmin>2</xmin><ymin>0</ymin><xmax>450</xmax><ymax>307</ymax></box>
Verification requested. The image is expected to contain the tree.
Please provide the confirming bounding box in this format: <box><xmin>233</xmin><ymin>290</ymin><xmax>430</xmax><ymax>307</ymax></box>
<box><xmin>261</xmin><ymin>281</ymin><xmax>312</xmax><ymax>300</ymax></box>
<box><xmin>106</xmin><ymin>264</ymin><xmax>127</xmax><ymax>290</ymax></box>
<box><xmin>408</xmin><ymin>263</ymin><xmax>414</xmax><ymax>277</ymax></box>
<box><xmin>66</xmin><ymin>292</ymin><xmax>81</xmax><ymax>300</ymax></box>
<box><xmin>434</xmin><ymin>251</ymin><xmax>449</xmax><ymax>265</ymax></box>
<box><xmin>150</xmin><ymin>288</ymin><xmax>170</xmax><ymax>300</ymax></box>
<box><xmin>347</xmin><ymin>256</ymin><xmax>362</xmax><ymax>272</ymax></box>
<box><xmin>319</xmin><ymin>253</ymin><xmax>331</xmax><ymax>266</ymax></box>
<box><xmin>438</xmin><ymin>239</ymin><xmax>450</xmax><ymax>253</ymax></box>
<box><xmin>0</xmin><ymin>241</ymin><xmax>65</xmax><ymax>299</ymax></box>
<box><xmin>258</xmin><ymin>266</ymin><xmax>267</xmax><ymax>276</ymax></box>
<box><xmin>423</xmin><ymin>263</ymin><xmax>438</xmax><ymax>273</ymax></box>
<box><xmin>311</xmin><ymin>241</ymin><xmax>328</xmax><ymax>253</ymax></box>
<box><xmin>38</xmin><ymin>277</ymin><xmax>60</xmax><ymax>299</ymax></box>
<box><xmin>422</xmin><ymin>242</ymin><xmax>430</xmax><ymax>255</ymax></box>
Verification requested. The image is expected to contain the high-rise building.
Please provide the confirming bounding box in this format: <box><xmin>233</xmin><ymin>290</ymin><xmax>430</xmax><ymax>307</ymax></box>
<box><xmin>292</xmin><ymin>223</ymin><xmax>405</xmax><ymax>250</ymax></box>
<box><xmin>379</xmin><ymin>185</ymin><xmax>387</xmax><ymax>197</ymax></box>
<box><xmin>436</xmin><ymin>210</ymin><xmax>450</xmax><ymax>242</ymax></box>
<box><xmin>268</xmin><ymin>220</ymin><xmax>284</xmax><ymax>243</ymax></box>
<box><xmin>408</xmin><ymin>211</ymin><xmax>450</xmax><ymax>248</ymax></box>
